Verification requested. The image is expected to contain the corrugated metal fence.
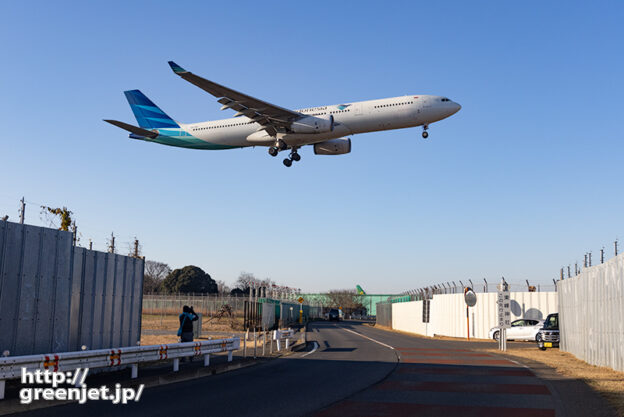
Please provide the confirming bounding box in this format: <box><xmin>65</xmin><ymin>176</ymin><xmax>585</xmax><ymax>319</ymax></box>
<box><xmin>376</xmin><ymin>302</ymin><xmax>392</xmax><ymax>327</ymax></box>
<box><xmin>558</xmin><ymin>253</ymin><xmax>624</xmax><ymax>372</ymax></box>
<box><xmin>0</xmin><ymin>220</ymin><xmax>144</xmax><ymax>356</ymax></box>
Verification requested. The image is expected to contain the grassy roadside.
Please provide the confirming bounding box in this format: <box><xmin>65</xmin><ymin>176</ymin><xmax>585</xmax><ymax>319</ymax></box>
<box><xmin>371</xmin><ymin>324</ymin><xmax>623</xmax><ymax>416</ymax></box>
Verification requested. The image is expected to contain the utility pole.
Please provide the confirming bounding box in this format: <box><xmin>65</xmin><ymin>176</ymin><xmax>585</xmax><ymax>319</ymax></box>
<box><xmin>108</xmin><ymin>232</ymin><xmax>115</xmax><ymax>254</ymax></box>
<box><xmin>72</xmin><ymin>221</ymin><xmax>77</xmax><ymax>246</ymax></box>
<box><xmin>575</xmin><ymin>262</ymin><xmax>578</xmax><ymax>276</ymax></box>
<box><xmin>616</xmin><ymin>240</ymin><xmax>619</xmax><ymax>256</ymax></box>
<box><xmin>601</xmin><ymin>248</ymin><xmax>604</xmax><ymax>264</ymax></box>
<box><xmin>89</xmin><ymin>239</ymin><xmax>93</xmax><ymax>250</ymax></box>
<box><xmin>584</xmin><ymin>254</ymin><xmax>587</xmax><ymax>268</ymax></box>
<box><xmin>567</xmin><ymin>265</ymin><xmax>571</xmax><ymax>279</ymax></box>
<box><xmin>133</xmin><ymin>238</ymin><xmax>139</xmax><ymax>258</ymax></box>
<box><xmin>589</xmin><ymin>252</ymin><xmax>592</xmax><ymax>267</ymax></box>
<box><xmin>19</xmin><ymin>197</ymin><xmax>25</xmax><ymax>224</ymax></box>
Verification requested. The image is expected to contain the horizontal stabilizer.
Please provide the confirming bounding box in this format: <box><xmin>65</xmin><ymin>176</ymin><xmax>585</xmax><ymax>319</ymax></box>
<box><xmin>103</xmin><ymin>119</ymin><xmax>158</xmax><ymax>139</ymax></box>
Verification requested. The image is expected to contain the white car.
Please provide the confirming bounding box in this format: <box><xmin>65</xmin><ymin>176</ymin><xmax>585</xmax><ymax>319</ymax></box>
<box><xmin>489</xmin><ymin>319</ymin><xmax>545</xmax><ymax>342</ymax></box>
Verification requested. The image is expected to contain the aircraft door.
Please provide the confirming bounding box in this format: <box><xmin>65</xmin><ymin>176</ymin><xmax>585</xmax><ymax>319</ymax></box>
<box><xmin>415</xmin><ymin>96</ymin><xmax>430</xmax><ymax>121</ymax></box>
<box><xmin>353</xmin><ymin>103</ymin><xmax>363</xmax><ymax>116</ymax></box>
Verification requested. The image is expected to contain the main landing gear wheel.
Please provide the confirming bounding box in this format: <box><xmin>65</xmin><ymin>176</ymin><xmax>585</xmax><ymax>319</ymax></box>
<box><xmin>283</xmin><ymin>158</ymin><xmax>293</xmax><ymax>167</ymax></box>
<box><xmin>268</xmin><ymin>147</ymin><xmax>279</xmax><ymax>157</ymax></box>
<box><xmin>291</xmin><ymin>152</ymin><xmax>301</xmax><ymax>162</ymax></box>
<box><xmin>422</xmin><ymin>131</ymin><xmax>429</xmax><ymax>139</ymax></box>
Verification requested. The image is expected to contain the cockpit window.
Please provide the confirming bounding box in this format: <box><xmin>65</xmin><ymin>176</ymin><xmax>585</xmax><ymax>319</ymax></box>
<box><xmin>441</xmin><ymin>98</ymin><xmax>450</xmax><ymax>102</ymax></box>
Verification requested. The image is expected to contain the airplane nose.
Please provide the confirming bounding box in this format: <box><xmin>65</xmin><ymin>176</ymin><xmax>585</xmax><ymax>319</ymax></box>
<box><xmin>451</xmin><ymin>102</ymin><xmax>461</xmax><ymax>114</ymax></box>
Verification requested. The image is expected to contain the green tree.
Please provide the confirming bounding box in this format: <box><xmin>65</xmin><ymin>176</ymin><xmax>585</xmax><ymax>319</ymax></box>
<box><xmin>161</xmin><ymin>265</ymin><xmax>217</xmax><ymax>294</ymax></box>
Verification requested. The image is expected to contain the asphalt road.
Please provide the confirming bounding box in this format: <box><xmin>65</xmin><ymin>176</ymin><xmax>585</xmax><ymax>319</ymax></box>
<box><xmin>7</xmin><ymin>321</ymin><xmax>616</xmax><ymax>417</ymax></box>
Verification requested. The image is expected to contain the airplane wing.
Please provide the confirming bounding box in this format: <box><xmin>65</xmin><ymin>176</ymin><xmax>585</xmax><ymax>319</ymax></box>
<box><xmin>103</xmin><ymin>119</ymin><xmax>159</xmax><ymax>138</ymax></box>
<box><xmin>168</xmin><ymin>61</ymin><xmax>302</xmax><ymax>137</ymax></box>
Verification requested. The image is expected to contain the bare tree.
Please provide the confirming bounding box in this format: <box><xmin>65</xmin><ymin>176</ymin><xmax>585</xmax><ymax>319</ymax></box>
<box><xmin>216</xmin><ymin>280</ymin><xmax>231</xmax><ymax>294</ymax></box>
<box><xmin>234</xmin><ymin>272</ymin><xmax>259</xmax><ymax>293</ymax></box>
<box><xmin>143</xmin><ymin>260</ymin><xmax>172</xmax><ymax>293</ymax></box>
<box><xmin>324</xmin><ymin>289</ymin><xmax>365</xmax><ymax>314</ymax></box>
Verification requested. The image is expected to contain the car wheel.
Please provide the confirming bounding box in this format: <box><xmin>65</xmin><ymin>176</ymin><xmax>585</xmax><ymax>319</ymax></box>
<box><xmin>535</xmin><ymin>333</ymin><xmax>542</xmax><ymax>343</ymax></box>
<box><xmin>493</xmin><ymin>330</ymin><xmax>500</xmax><ymax>341</ymax></box>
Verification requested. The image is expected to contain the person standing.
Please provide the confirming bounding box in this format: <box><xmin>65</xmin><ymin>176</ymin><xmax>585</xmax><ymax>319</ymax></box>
<box><xmin>178</xmin><ymin>305</ymin><xmax>198</xmax><ymax>343</ymax></box>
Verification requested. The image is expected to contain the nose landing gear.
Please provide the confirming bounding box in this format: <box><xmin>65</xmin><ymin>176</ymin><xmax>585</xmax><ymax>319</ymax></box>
<box><xmin>422</xmin><ymin>124</ymin><xmax>429</xmax><ymax>139</ymax></box>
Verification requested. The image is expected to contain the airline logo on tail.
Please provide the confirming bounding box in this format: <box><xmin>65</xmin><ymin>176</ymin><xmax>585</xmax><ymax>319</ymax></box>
<box><xmin>356</xmin><ymin>285</ymin><xmax>366</xmax><ymax>295</ymax></box>
<box><xmin>124</xmin><ymin>90</ymin><xmax>179</xmax><ymax>129</ymax></box>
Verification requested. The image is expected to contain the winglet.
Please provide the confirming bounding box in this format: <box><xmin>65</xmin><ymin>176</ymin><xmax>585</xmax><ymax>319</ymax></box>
<box><xmin>168</xmin><ymin>61</ymin><xmax>187</xmax><ymax>74</ymax></box>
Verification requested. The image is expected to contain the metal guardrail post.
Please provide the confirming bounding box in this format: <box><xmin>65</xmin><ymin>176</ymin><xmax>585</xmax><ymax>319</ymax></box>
<box><xmin>173</xmin><ymin>358</ymin><xmax>180</xmax><ymax>372</ymax></box>
<box><xmin>227</xmin><ymin>351</ymin><xmax>233</xmax><ymax>362</ymax></box>
<box><xmin>131</xmin><ymin>364</ymin><xmax>138</xmax><ymax>379</ymax></box>
<box><xmin>204</xmin><ymin>354</ymin><xmax>210</xmax><ymax>366</ymax></box>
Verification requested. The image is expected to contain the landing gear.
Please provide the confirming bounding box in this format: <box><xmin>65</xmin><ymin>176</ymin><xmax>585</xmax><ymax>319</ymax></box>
<box><xmin>269</xmin><ymin>139</ymin><xmax>288</xmax><ymax>157</ymax></box>
<box><xmin>422</xmin><ymin>124</ymin><xmax>429</xmax><ymax>139</ymax></box>
<box><xmin>282</xmin><ymin>148</ymin><xmax>301</xmax><ymax>167</ymax></box>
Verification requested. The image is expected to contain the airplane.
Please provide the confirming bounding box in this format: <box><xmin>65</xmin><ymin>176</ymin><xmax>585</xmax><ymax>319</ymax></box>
<box><xmin>356</xmin><ymin>285</ymin><xmax>366</xmax><ymax>295</ymax></box>
<box><xmin>105</xmin><ymin>61</ymin><xmax>461</xmax><ymax>167</ymax></box>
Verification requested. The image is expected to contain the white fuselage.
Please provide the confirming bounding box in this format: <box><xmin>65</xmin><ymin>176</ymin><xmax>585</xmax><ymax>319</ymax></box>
<box><xmin>181</xmin><ymin>95</ymin><xmax>461</xmax><ymax>148</ymax></box>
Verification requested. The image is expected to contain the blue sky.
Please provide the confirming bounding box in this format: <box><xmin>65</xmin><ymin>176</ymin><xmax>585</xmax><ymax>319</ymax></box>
<box><xmin>1</xmin><ymin>1</ymin><xmax>622</xmax><ymax>293</ymax></box>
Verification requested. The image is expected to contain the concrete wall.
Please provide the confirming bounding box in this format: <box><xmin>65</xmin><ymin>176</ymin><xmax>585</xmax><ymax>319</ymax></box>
<box><xmin>558</xmin><ymin>254</ymin><xmax>624</xmax><ymax>372</ymax></box>
<box><xmin>0</xmin><ymin>220</ymin><xmax>144</xmax><ymax>356</ymax></box>
<box><xmin>392</xmin><ymin>300</ymin><xmax>432</xmax><ymax>336</ymax></box>
<box><xmin>384</xmin><ymin>291</ymin><xmax>557</xmax><ymax>340</ymax></box>
<box><xmin>430</xmin><ymin>292</ymin><xmax>557</xmax><ymax>340</ymax></box>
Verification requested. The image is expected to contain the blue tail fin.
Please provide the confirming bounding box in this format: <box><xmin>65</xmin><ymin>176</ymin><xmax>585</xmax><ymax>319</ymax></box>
<box><xmin>123</xmin><ymin>90</ymin><xmax>179</xmax><ymax>129</ymax></box>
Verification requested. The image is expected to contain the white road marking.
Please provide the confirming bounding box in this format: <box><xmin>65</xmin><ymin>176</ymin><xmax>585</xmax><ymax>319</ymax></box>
<box><xmin>342</xmin><ymin>328</ymin><xmax>395</xmax><ymax>350</ymax></box>
<box><xmin>301</xmin><ymin>341</ymin><xmax>319</xmax><ymax>357</ymax></box>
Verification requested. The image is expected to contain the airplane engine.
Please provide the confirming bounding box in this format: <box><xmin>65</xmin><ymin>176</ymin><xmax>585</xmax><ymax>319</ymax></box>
<box><xmin>291</xmin><ymin>115</ymin><xmax>334</xmax><ymax>134</ymax></box>
<box><xmin>313</xmin><ymin>138</ymin><xmax>351</xmax><ymax>155</ymax></box>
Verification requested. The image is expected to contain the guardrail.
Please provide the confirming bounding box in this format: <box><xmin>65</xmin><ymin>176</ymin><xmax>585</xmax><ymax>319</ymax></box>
<box><xmin>0</xmin><ymin>337</ymin><xmax>240</xmax><ymax>400</ymax></box>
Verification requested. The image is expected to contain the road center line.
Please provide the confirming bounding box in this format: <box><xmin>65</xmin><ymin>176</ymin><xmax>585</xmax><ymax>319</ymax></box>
<box><xmin>301</xmin><ymin>341</ymin><xmax>319</xmax><ymax>357</ymax></box>
<box><xmin>342</xmin><ymin>328</ymin><xmax>395</xmax><ymax>350</ymax></box>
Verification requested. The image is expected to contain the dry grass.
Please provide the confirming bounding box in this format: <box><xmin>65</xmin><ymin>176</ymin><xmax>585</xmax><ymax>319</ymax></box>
<box><xmin>140</xmin><ymin>334</ymin><xmax>179</xmax><ymax>346</ymax></box>
<box><xmin>140</xmin><ymin>314</ymin><xmax>277</xmax><ymax>348</ymax></box>
<box><xmin>141</xmin><ymin>314</ymin><xmax>245</xmax><ymax>332</ymax></box>
<box><xmin>479</xmin><ymin>346</ymin><xmax>624</xmax><ymax>416</ymax></box>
